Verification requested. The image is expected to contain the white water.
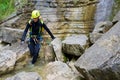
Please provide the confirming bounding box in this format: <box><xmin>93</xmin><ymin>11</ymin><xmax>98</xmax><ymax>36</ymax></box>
<box><xmin>95</xmin><ymin>0</ymin><xmax>114</xmax><ymax>24</ymax></box>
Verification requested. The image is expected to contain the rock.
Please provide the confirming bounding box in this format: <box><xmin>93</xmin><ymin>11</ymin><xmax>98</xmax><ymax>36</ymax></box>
<box><xmin>90</xmin><ymin>33</ymin><xmax>103</xmax><ymax>44</ymax></box>
<box><xmin>0</xmin><ymin>27</ymin><xmax>24</xmax><ymax>43</ymax></box>
<box><xmin>45</xmin><ymin>61</ymin><xmax>81</xmax><ymax>80</ymax></box>
<box><xmin>45</xmin><ymin>22</ymin><xmax>93</xmax><ymax>40</ymax></box>
<box><xmin>75</xmin><ymin>21</ymin><xmax>120</xmax><ymax>80</ymax></box>
<box><xmin>68</xmin><ymin>59</ymin><xmax>84</xmax><ymax>78</ymax></box>
<box><xmin>1</xmin><ymin>0</ymin><xmax>97</xmax><ymax>43</ymax></box>
<box><xmin>94</xmin><ymin>0</ymin><xmax>114</xmax><ymax>24</ymax></box>
<box><xmin>34</xmin><ymin>0</ymin><xmax>96</xmax><ymax>40</ymax></box>
<box><xmin>0</xmin><ymin>50</ymin><xmax>16</xmax><ymax>74</ymax></box>
<box><xmin>64</xmin><ymin>8</ymin><xmax>84</xmax><ymax>21</ymax></box>
<box><xmin>0</xmin><ymin>28</ymin><xmax>2</xmax><ymax>39</ymax></box>
<box><xmin>0</xmin><ymin>43</ymin><xmax>29</xmax><ymax>75</ymax></box>
<box><xmin>51</xmin><ymin>38</ymin><xmax>65</xmax><ymax>62</ymax></box>
<box><xmin>93</xmin><ymin>21</ymin><xmax>113</xmax><ymax>33</ymax></box>
<box><xmin>62</xmin><ymin>35</ymin><xmax>89</xmax><ymax>56</ymax></box>
<box><xmin>0</xmin><ymin>15</ymin><xmax>20</xmax><ymax>27</ymax></box>
<box><xmin>90</xmin><ymin>21</ymin><xmax>113</xmax><ymax>43</ymax></box>
<box><xmin>44</xmin><ymin>44</ymin><xmax>55</xmax><ymax>62</ymax></box>
<box><xmin>5</xmin><ymin>71</ymin><xmax>42</xmax><ymax>80</ymax></box>
<box><xmin>113</xmin><ymin>10</ymin><xmax>120</xmax><ymax>22</ymax></box>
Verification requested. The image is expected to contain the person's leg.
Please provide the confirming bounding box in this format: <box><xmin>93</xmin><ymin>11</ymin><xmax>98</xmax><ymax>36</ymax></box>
<box><xmin>28</xmin><ymin>42</ymin><xmax>35</xmax><ymax>57</ymax></box>
<box><xmin>32</xmin><ymin>43</ymin><xmax>40</xmax><ymax>64</ymax></box>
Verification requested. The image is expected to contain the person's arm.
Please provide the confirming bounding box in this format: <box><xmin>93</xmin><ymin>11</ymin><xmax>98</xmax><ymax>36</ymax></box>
<box><xmin>43</xmin><ymin>23</ymin><xmax>55</xmax><ymax>39</ymax></box>
<box><xmin>21</xmin><ymin>23</ymin><xmax>30</xmax><ymax>41</ymax></box>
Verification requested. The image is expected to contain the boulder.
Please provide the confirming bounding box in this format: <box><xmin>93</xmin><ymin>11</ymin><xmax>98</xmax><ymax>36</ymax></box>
<box><xmin>68</xmin><ymin>59</ymin><xmax>84</xmax><ymax>78</ymax></box>
<box><xmin>93</xmin><ymin>21</ymin><xmax>113</xmax><ymax>33</ymax></box>
<box><xmin>75</xmin><ymin>21</ymin><xmax>120</xmax><ymax>80</ymax></box>
<box><xmin>0</xmin><ymin>27</ymin><xmax>24</xmax><ymax>43</ymax></box>
<box><xmin>44</xmin><ymin>44</ymin><xmax>55</xmax><ymax>62</ymax></box>
<box><xmin>45</xmin><ymin>61</ymin><xmax>81</xmax><ymax>80</ymax></box>
<box><xmin>51</xmin><ymin>38</ymin><xmax>65</xmax><ymax>62</ymax></box>
<box><xmin>90</xmin><ymin>21</ymin><xmax>113</xmax><ymax>43</ymax></box>
<box><xmin>0</xmin><ymin>50</ymin><xmax>16</xmax><ymax>74</ymax></box>
<box><xmin>62</xmin><ymin>35</ymin><xmax>89</xmax><ymax>56</ymax></box>
<box><xmin>0</xmin><ymin>43</ymin><xmax>29</xmax><ymax>75</ymax></box>
<box><xmin>0</xmin><ymin>15</ymin><xmax>20</xmax><ymax>27</ymax></box>
<box><xmin>5</xmin><ymin>71</ymin><xmax>42</xmax><ymax>80</ymax></box>
<box><xmin>90</xmin><ymin>33</ymin><xmax>103</xmax><ymax>44</ymax></box>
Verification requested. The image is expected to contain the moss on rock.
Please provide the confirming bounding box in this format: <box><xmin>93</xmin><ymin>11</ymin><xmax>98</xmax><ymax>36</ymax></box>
<box><xmin>110</xmin><ymin>0</ymin><xmax>120</xmax><ymax>21</ymax></box>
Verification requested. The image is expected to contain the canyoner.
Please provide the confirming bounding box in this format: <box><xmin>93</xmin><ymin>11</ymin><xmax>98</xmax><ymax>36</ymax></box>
<box><xmin>21</xmin><ymin>10</ymin><xmax>55</xmax><ymax>66</ymax></box>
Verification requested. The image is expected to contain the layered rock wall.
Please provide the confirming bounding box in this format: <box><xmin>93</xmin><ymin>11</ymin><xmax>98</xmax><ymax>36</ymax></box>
<box><xmin>34</xmin><ymin>0</ymin><xmax>97</xmax><ymax>39</ymax></box>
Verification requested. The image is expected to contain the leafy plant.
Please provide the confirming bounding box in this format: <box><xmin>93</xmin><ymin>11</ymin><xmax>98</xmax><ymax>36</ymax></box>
<box><xmin>0</xmin><ymin>0</ymin><xmax>15</xmax><ymax>20</ymax></box>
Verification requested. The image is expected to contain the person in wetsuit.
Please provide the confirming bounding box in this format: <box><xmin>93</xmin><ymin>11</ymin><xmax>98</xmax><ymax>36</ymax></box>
<box><xmin>21</xmin><ymin>10</ymin><xmax>55</xmax><ymax>65</ymax></box>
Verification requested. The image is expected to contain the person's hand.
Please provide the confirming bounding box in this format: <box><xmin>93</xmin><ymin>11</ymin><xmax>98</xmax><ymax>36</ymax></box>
<box><xmin>52</xmin><ymin>37</ymin><xmax>56</xmax><ymax>40</ymax></box>
<box><xmin>20</xmin><ymin>41</ymin><xmax>24</xmax><ymax>45</ymax></box>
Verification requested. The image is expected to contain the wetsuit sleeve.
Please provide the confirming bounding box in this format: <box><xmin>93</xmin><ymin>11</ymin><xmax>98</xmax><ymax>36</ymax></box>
<box><xmin>43</xmin><ymin>23</ymin><xmax>55</xmax><ymax>39</ymax></box>
<box><xmin>21</xmin><ymin>23</ymin><xmax>30</xmax><ymax>41</ymax></box>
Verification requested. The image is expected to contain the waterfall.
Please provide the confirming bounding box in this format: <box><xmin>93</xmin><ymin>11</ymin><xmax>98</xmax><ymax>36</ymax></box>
<box><xmin>95</xmin><ymin>0</ymin><xmax>114</xmax><ymax>24</ymax></box>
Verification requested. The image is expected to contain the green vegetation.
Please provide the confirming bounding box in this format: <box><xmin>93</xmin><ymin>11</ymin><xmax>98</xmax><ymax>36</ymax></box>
<box><xmin>0</xmin><ymin>0</ymin><xmax>15</xmax><ymax>20</ymax></box>
<box><xmin>110</xmin><ymin>0</ymin><xmax>120</xmax><ymax>21</ymax></box>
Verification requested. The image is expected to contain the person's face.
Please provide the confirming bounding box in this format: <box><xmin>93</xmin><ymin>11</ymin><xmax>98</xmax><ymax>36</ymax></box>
<box><xmin>33</xmin><ymin>17</ymin><xmax>39</xmax><ymax>22</ymax></box>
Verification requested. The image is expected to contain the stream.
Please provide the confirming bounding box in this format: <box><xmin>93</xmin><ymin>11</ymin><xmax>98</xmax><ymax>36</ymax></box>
<box><xmin>0</xmin><ymin>60</ymin><xmax>47</xmax><ymax>80</ymax></box>
<box><xmin>0</xmin><ymin>43</ymin><xmax>47</xmax><ymax>80</ymax></box>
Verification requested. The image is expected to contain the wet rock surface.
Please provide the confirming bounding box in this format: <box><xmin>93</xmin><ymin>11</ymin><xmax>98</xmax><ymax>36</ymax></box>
<box><xmin>0</xmin><ymin>43</ymin><xmax>29</xmax><ymax>75</ymax></box>
<box><xmin>51</xmin><ymin>38</ymin><xmax>65</xmax><ymax>61</ymax></box>
<box><xmin>5</xmin><ymin>71</ymin><xmax>42</xmax><ymax>80</ymax></box>
<box><xmin>34</xmin><ymin>0</ymin><xmax>96</xmax><ymax>39</ymax></box>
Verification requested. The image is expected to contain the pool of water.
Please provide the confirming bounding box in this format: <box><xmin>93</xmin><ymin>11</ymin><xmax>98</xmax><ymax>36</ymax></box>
<box><xmin>0</xmin><ymin>58</ymin><xmax>47</xmax><ymax>80</ymax></box>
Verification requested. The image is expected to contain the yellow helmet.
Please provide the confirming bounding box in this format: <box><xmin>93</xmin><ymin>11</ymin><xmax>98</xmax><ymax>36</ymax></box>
<box><xmin>31</xmin><ymin>10</ymin><xmax>40</xmax><ymax>18</ymax></box>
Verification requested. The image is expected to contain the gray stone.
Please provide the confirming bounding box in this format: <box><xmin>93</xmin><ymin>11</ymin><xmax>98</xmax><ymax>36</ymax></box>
<box><xmin>5</xmin><ymin>71</ymin><xmax>42</xmax><ymax>80</ymax></box>
<box><xmin>45</xmin><ymin>61</ymin><xmax>81</xmax><ymax>80</ymax></box>
<box><xmin>51</xmin><ymin>38</ymin><xmax>65</xmax><ymax>62</ymax></box>
<box><xmin>0</xmin><ymin>50</ymin><xmax>16</xmax><ymax>74</ymax></box>
<box><xmin>90</xmin><ymin>33</ymin><xmax>103</xmax><ymax>43</ymax></box>
<box><xmin>0</xmin><ymin>15</ymin><xmax>20</xmax><ymax>27</ymax></box>
<box><xmin>1</xmin><ymin>27</ymin><xmax>24</xmax><ymax>43</ymax></box>
<box><xmin>93</xmin><ymin>21</ymin><xmax>113</xmax><ymax>33</ymax></box>
<box><xmin>75</xmin><ymin>21</ymin><xmax>120</xmax><ymax>80</ymax></box>
<box><xmin>113</xmin><ymin>10</ymin><xmax>120</xmax><ymax>22</ymax></box>
<box><xmin>0</xmin><ymin>43</ymin><xmax>29</xmax><ymax>75</ymax></box>
<box><xmin>90</xmin><ymin>21</ymin><xmax>113</xmax><ymax>43</ymax></box>
<box><xmin>68</xmin><ymin>59</ymin><xmax>84</xmax><ymax>78</ymax></box>
<box><xmin>94</xmin><ymin>0</ymin><xmax>114</xmax><ymax>24</ymax></box>
<box><xmin>44</xmin><ymin>44</ymin><xmax>55</xmax><ymax>62</ymax></box>
<box><xmin>62</xmin><ymin>35</ymin><xmax>89</xmax><ymax>56</ymax></box>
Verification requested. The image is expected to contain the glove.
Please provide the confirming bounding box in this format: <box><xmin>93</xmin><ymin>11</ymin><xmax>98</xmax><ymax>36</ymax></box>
<box><xmin>20</xmin><ymin>41</ymin><xmax>24</xmax><ymax>45</ymax></box>
<box><xmin>52</xmin><ymin>37</ymin><xmax>56</xmax><ymax>40</ymax></box>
